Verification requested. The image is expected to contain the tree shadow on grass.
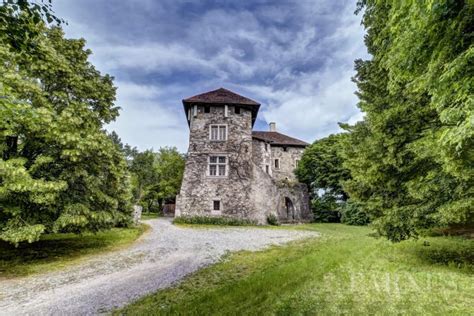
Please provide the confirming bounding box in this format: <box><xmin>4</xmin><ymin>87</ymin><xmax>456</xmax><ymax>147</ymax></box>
<box><xmin>410</xmin><ymin>237</ymin><xmax>474</xmax><ymax>273</ymax></box>
<box><xmin>0</xmin><ymin>228</ymin><xmax>143</xmax><ymax>278</ymax></box>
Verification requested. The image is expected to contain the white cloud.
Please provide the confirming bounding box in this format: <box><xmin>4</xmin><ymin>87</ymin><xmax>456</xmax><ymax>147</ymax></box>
<box><xmin>106</xmin><ymin>81</ymin><xmax>188</xmax><ymax>151</ymax></box>
<box><xmin>55</xmin><ymin>0</ymin><xmax>368</xmax><ymax>151</ymax></box>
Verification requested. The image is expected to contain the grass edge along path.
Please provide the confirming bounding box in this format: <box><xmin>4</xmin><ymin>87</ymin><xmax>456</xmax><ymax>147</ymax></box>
<box><xmin>117</xmin><ymin>223</ymin><xmax>473</xmax><ymax>316</ymax></box>
<box><xmin>0</xmin><ymin>224</ymin><xmax>148</xmax><ymax>278</ymax></box>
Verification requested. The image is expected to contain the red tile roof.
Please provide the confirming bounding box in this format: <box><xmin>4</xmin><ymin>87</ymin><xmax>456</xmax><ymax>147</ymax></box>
<box><xmin>183</xmin><ymin>88</ymin><xmax>260</xmax><ymax>106</ymax></box>
<box><xmin>252</xmin><ymin>131</ymin><xmax>309</xmax><ymax>147</ymax></box>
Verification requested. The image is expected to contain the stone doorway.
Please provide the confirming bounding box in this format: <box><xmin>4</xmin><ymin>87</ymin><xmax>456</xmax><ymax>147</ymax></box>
<box><xmin>285</xmin><ymin>197</ymin><xmax>295</xmax><ymax>220</ymax></box>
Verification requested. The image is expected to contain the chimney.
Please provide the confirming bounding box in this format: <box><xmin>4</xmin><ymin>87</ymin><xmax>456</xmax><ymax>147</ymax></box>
<box><xmin>269</xmin><ymin>122</ymin><xmax>276</xmax><ymax>132</ymax></box>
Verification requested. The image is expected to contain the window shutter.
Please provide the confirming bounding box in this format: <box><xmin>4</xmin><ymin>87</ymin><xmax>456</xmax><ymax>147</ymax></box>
<box><xmin>224</xmin><ymin>105</ymin><xmax>228</xmax><ymax>117</ymax></box>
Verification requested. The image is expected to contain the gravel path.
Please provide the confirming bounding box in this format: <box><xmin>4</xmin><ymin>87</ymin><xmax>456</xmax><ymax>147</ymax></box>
<box><xmin>0</xmin><ymin>218</ymin><xmax>318</xmax><ymax>315</ymax></box>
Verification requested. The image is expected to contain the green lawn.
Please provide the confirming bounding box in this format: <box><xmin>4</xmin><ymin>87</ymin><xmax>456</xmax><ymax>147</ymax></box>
<box><xmin>0</xmin><ymin>224</ymin><xmax>147</xmax><ymax>278</ymax></box>
<box><xmin>141</xmin><ymin>212</ymin><xmax>160</xmax><ymax>220</ymax></box>
<box><xmin>118</xmin><ymin>224</ymin><xmax>473</xmax><ymax>315</ymax></box>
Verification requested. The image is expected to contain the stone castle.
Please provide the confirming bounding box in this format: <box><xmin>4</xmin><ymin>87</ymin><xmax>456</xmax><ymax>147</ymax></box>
<box><xmin>175</xmin><ymin>88</ymin><xmax>312</xmax><ymax>224</ymax></box>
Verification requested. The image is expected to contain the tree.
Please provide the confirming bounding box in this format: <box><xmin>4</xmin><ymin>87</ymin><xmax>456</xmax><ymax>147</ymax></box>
<box><xmin>112</xmin><ymin>141</ymin><xmax>185</xmax><ymax>213</ymax></box>
<box><xmin>296</xmin><ymin>133</ymin><xmax>361</xmax><ymax>223</ymax></box>
<box><xmin>130</xmin><ymin>147</ymin><xmax>185</xmax><ymax>213</ymax></box>
<box><xmin>129</xmin><ymin>150</ymin><xmax>159</xmax><ymax>204</ymax></box>
<box><xmin>0</xmin><ymin>7</ymin><xmax>132</xmax><ymax>245</ymax></box>
<box><xmin>343</xmin><ymin>0</ymin><xmax>474</xmax><ymax>241</ymax></box>
<box><xmin>154</xmin><ymin>147</ymin><xmax>185</xmax><ymax>202</ymax></box>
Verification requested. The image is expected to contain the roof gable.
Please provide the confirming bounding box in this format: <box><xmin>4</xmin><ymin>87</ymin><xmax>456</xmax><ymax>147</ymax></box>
<box><xmin>183</xmin><ymin>88</ymin><xmax>260</xmax><ymax>106</ymax></box>
<box><xmin>252</xmin><ymin>131</ymin><xmax>309</xmax><ymax>147</ymax></box>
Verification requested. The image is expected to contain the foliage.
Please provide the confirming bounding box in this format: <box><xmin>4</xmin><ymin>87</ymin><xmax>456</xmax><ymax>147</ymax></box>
<box><xmin>0</xmin><ymin>0</ymin><xmax>64</xmax><ymax>54</ymax></box>
<box><xmin>129</xmin><ymin>150</ymin><xmax>159</xmax><ymax>203</ymax></box>
<box><xmin>0</xmin><ymin>224</ymin><xmax>147</xmax><ymax>277</ymax></box>
<box><xmin>311</xmin><ymin>194</ymin><xmax>341</xmax><ymax>223</ymax></box>
<box><xmin>111</xmin><ymin>140</ymin><xmax>185</xmax><ymax>213</ymax></box>
<box><xmin>116</xmin><ymin>223</ymin><xmax>474</xmax><ymax>315</ymax></box>
<box><xmin>266</xmin><ymin>213</ymin><xmax>280</xmax><ymax>226</ymax></box>
<box><xmin>296</xmin><ymin>134</ymin><xmax>353</xmax><ymax>223</ymax></box>
<box><xmin>296</xmin><ymin>133</ymin><xmax>350</xmax><ymax>200</ymax></box>
<box><xmin>342</xmin><ymin>0</ymin><xmax>474</xmax><ymax>241</ymax></box>
<box><xmin>173</xmin><ymin>216</ymin><xmax>256</xmax><ymax>226</ymax></box>
<box><xmin>154</xmin><ymin>147</ymin><xmax>185</xmax><ymax>202</ymax></box>
<box><xmin>0</xmin><ymin>5</ymin><xmax>132</xmax><ymax>245</ymax></box>
<box><xmin>340</xmin><ymin>201</ymin><xmax>370</xmax><ymax>226</ymax></box>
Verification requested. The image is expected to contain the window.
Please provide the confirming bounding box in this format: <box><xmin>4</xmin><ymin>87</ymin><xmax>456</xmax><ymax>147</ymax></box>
<box><xmin>274</xmin><ymin>159</ymin><xmax>280</xmax><ymax>169</ymax></box>
<box><xmin>265</xmin><ymin>165</ymin><xmax>269</xmax><ymax>174</ymax></box>
<box><xmin>235</xmin><ymin>106</ymin><xmax>240</xmax><ymax>114</ymax></box>
<box><xmin>204</xmin><ymin>105</ymin><xmax>210</xmax><ymax>113</ymax></box>
<box><xmin>264</xmin><ymin>143</ymin><xmax>268</xmax><ymax>151</ymax></box>
<box><xmin>283</xmin><ymin>147</ymin><xmax>288</xmax><ymax>152</ymax></box>
<box><xmin>224</xmin><ymin>104</ymin><xmax>228</xmax><ymax>117</ymax></box>
<box><xmin>209</xmin><ymin>125</ymin><xmax>227</xmax><ymax>141</ymax></box>
<box><xmin>213</xmin><ymin>200</ymin><xmax>221</xmax><ymax>211</ymax></box>
<box><xmin>209</xmin><ymin>156</ymin><xmax>227</xmax><ymax>176</ymax></box>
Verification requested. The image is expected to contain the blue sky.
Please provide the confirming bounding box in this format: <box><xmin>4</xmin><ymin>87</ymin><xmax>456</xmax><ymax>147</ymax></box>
<box><xmin>54</xmin><ymin>0</ymin><xmax>368</xmax><ymax>152</ymax></box>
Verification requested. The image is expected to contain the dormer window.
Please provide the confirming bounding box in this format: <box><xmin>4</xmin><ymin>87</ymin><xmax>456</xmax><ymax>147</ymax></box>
<box><xmin>209</xmin><ymin>125</ymin><xmax>227</xmax><ymax>141</ymax></box>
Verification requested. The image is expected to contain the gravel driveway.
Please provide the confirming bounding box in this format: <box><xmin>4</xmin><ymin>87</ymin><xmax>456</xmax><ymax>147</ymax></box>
<box><xmin>0</xmin><ymin>218</ymin><xmax>318</xmax><ymax>315</ymax></box>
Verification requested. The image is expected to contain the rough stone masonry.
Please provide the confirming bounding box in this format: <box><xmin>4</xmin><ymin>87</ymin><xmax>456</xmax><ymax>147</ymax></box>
<box><xmin>175</xmin><ymin>88</ymin><xmax>312</xmax><ymax>224</ymax></box>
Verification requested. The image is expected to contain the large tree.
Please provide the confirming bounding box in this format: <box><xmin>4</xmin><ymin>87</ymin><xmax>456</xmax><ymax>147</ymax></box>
<box><xmin>343</xmin><ymin>0</ymin><xmax>473</xmax><ymax>241</ymax></box>
<box><xmin>0</xmin><ymin>5</ymin><xmax>132</xmax><ymax>245</ymax></box>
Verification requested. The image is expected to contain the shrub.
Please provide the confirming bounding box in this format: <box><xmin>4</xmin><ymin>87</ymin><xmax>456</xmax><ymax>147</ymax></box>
<box><xmin>267</xmin><ymin>213</ymin><xmax>280</xmax><ymax>226</ymax></box>
<box><xmin>311</xmin><ymin>195</ymin><xmax>341</xmax><ymax>223</ymax></box>
<box><xmin>340</xmin><ymin>202</ymin><xmax>370</xmax><ymax>226</ymax></box>
<box><xmin>173</xmin><ymin>216</ymin><xmax>256</xmax><ymax>226</ymax></box>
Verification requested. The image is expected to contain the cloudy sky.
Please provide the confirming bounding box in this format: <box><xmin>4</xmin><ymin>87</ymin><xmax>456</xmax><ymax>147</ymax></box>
<box><xmin>54</xmin><ymin>0</ymin><xmax>368</xmax><ymax>152</ymax></box>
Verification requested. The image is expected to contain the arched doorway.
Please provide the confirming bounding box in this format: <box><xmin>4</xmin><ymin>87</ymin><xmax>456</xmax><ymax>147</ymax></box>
<box><xmin>285</xmin><ymin>197</ymin><xmax>295</xmax><ymax>220</ymax></box>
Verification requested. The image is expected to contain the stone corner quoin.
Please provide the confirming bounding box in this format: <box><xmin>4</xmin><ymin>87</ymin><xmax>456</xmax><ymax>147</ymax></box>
<box><xmin>175</xmin><ymin>87</ymin><xmax>312</xmax><ymax>224</ymax></box>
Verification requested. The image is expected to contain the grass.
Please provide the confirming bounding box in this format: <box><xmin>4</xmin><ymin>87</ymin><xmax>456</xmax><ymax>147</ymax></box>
<box><xmin>0</xmin><ymin>224</ymin><xmax>148</xmax><ymax>278</ymax></box>
<box><xmin>117</xmin><ymin>223</ymin><xmax>473</xmax><ymax>315</ymax></box>
<box><xmin>141</xmin><ymin>212</ymin><xmax>160</xmax><ymax>220</ymax></box>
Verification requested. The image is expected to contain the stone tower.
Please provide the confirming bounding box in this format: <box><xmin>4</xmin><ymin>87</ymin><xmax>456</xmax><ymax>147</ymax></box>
<box><xmin>175</xmin><ymin>88</ymin><xmax>312</xmax><ymax>223</ymax></box>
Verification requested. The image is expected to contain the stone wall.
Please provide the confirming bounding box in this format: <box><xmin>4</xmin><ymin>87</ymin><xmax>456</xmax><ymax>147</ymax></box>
<box><xmin>270</xmin><ymin>146</ymin><xmax>304</xmax><ymax>181</ymax></box>
<box><xmin>176</xmin><ymin>105</ymin><xmax>255</xmax><ymax>218</ymax></box>
<box><xmin>252</xmin><ymin>139</ymin><xmax>272</xmax><ymax>176</ymax></box>
<box><xmin>176</xmin><ymin>103</ymin><xmax>311</xmax><ymax>223</ymax></box>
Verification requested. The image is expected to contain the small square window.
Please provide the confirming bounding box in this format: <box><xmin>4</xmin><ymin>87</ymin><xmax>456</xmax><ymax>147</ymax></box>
<box><xmin>283</xmin><ymin>147</ymin><xmax>288</xmax><ymax>152</ymax></box>
<box><xmin>204</xmin><ymin>105</ymin><xmax>210</xmax><ymax>113</ymax></box>
<box><xmin>274</xmin><ymin>159</ymin><xmax>280</xmax><ymax>169</ymax></box>
<box><xmin>213</xmin><ymin>200</ymin><xmax>221</xmax><ymax>211</ymax></box>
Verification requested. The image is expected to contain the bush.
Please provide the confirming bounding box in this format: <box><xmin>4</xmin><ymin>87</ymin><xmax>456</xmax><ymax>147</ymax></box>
<box><xmin>267</xmin><ymin>213</ymin><xmax>280</xmax><ymax>226</ymax></box>
<box><xmin>173</xmin><ymin>216</ymin><xmax>257</xmax><ymax>226</ymax></box>
<box><xmin>340</xmin><ymin>202</ymin><xmax>370</xmax><ymax>226</ymax></box>
<box><xmin>311</xmin><ymin>195</ymin><xmax>341</xmax><ymax>223</ymax></box>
